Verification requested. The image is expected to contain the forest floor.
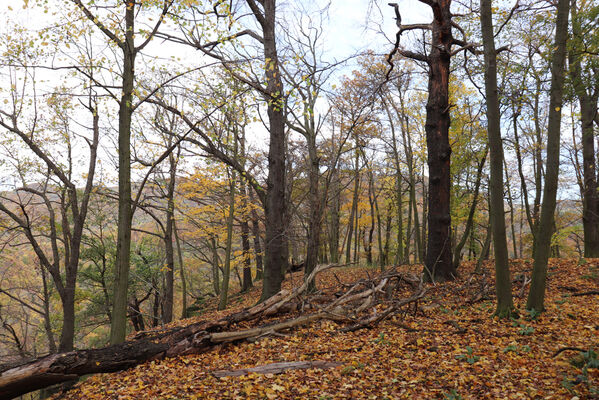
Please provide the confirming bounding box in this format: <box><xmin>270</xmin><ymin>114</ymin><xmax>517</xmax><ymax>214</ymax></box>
<box><xmin>57</xmin><ymin>259</ymin><xmax>599</xmax><ymax>399</ymax></box>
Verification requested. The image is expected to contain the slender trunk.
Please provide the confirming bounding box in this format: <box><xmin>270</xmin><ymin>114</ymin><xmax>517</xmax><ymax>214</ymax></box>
<box><xmin>345</xmin><ymin>149</ymin><xmax>360</xmax><ymax>263</ymax></box>
<box><xmin>503</xmin><ymin>159</ymin><xmax>518</xmax><ymax>258</ymax></box>
<box><xmin>40</xmin><ymin>266</ymin><xmax>57</xmax><ymax>354</ymax></box>
<box><xmin>304</xmin><ymin>136</ymin><xmax>321</xmax><ymax>291</ymax></box>
<box><xmin>328</xmin><ymin>169</ymin><xmax>340</xmax><ymax>263</ymax></box>
<box><xmin>480</xmin><ymin>0</ymin><xmax>514</xmax><ymax>317</ymax></box>
<box><xmin>173</xmin><ymin>220</ymin><xmax>187</xmax><ymax>319</ymax></box>
<box><xmin>527</xmin><ymin>0</ymin><xmax>570</xmax><ymax>312</ymax></box>
<box><xmin>384</xmin><ymin>210</ymin><xmax>392</xmax><ymax>265</ymax></box>
<box><xmin>568</xmin><ymin>0</ymin><xmax>599</xmax><ymax>257</ymax></box>
<box><xmin>162</xmin><ymin>154</ymin><xmax>176</xmax><ymax>324</ymax></box>
<box><xmin>374</xmin><ymin>182</ymin><xmax>385</xmax><ymax>268</ymax></box>
<box><xmin>249</xmin><ymin>189</ymin><xmax>264</xmax><ymax>280</ymax></box>
<box><xmin>452</xmin><ymin>147</ymin><xmax>487</xmax><ymax>270</ymax></box>
<box><xmin>475</xmin><ymin>223</ymin><xmax>492</xmax><ymax>274</ymax></box>
<box><xmin>219</xmin><ymin>173</ymin><xmax>236</xmax><ymax>310</ymax></box>
<box><xmin>111</xmin><ymin>4</ymin><xmax>136</xmax><ymax>345</ymax></box>
<box><xmin>240</xmin><ymin>182</ymin><xmax>253</xmax><ymax>292</ymax></box>
<box><xmin>210</xmin><ymin>237</ymin><xmax>220</xmax><ymax>296</ymax></box>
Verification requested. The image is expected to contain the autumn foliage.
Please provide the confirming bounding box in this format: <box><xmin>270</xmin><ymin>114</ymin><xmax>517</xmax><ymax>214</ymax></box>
<box><xmin>49</xmin><ymin>259</ymin><xmax>599</xmax><ymax>399</ymax></box>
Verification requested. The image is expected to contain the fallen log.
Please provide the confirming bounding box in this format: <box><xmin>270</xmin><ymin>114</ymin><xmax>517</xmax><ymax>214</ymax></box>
<box><xmin>212</xmin><ymin>360</ymin><xmax>342</xmax><ymax>377</ymax></box>
<box><xmin>0</xmin><ymin>263</ymin><xmax>423</xmax><ymax>399</ymax></box>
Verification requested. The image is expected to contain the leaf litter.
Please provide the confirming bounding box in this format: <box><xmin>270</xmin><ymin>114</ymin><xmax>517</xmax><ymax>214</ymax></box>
<box><xmin>55</xmin><ymin>258</ymin><xmax>599</xmax><ymax>399</ymax></box>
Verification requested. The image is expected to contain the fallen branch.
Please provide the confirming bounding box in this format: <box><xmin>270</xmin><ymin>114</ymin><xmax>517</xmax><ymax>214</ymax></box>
<box><xmin>517</xmin><ymin>276</ymin><xmax>532</xmax><ymax>298</ymax></box>
<box><xmin>212</xmin><ymin>361</ymin><xmax>342</xmax><ymax>377</ymax></box>
<box><xmin>0</xmin><ymin>264</ymin><xmax>422</xmax><ymax>399</ymax></box>
<box><xmin>571</xmin><ymin>290</ymin><xmax>599</xmax><ymax>297</ymax></box>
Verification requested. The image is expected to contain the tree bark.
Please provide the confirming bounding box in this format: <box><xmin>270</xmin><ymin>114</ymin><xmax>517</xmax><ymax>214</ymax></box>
<box><xmin>568</xmin><ymin>0</ymin><xmax>599</xmax><ymax>258</ymax></box>
<box><xmin>162</xmin><ymin>148</ymin><xmax>177</xmax><ymax>324</ymax></box>
<box><xmin>423</xmin><ymin>0</ymin><xmax>454</xmax><ymax>281</ymax></box>
<box><xmin>218</xmin><ymin>173</ymin><xmax>236</xmax><ymax>310</ymax></box>
<box><xmin>325</xmin><ymin>169</ymin><xmax>339</xmax><ymax>264</ymax></box>
<box><xmin>480</xmin><ymin>0</ymin><xmax>515</xmax><ymax>317</ymax></box>
<box><xmin>526</xmin><ymin>0</ymin><xmax>570</xmax><ymax>312</ymax></box>
<box><xmin>259</xmin><ymin>0</ymin><xmax>289</xmax><ymax>301</ymax></box>
<box><xmin>240</xmin><ymin>182</ymin><xmax>254</xmax><ymax>293</ymax></box>
<box><xmin>110</xmin><ymin>3</ymin><xmax>136</xmax><ymax>345</ymax></box>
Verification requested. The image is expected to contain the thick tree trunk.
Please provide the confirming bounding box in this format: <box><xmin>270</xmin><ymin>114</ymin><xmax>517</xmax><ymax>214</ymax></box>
<box><xmin>260</xmin><ymin>0</ymin><xmax>289</xmax><ymax>301</ymax></box>
<box><xmin>424</xmin><ymin>0</ymin><xmax>454</xmax><ymax>282</ymax></box>
<box><xmin>480</xmin><ymin>0</ymin><xmax>515</xmax><ymax>318</ymax></box>
<box><xmin>527</xmin><ymin>0</ymin><xmax>570</xmax><ymax>312</ymax></box>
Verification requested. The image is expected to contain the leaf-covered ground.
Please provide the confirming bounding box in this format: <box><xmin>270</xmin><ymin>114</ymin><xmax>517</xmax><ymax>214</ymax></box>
<box><xmin>57</xmin><ymin>259</ymin><xmax>599</xmax><ymax>399</ymax></box>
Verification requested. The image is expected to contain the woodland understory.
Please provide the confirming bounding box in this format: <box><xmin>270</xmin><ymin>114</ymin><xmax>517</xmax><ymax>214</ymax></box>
<box><xmin>46</xmin><ymin>259</ymin><xmax>599</xmax><ymax>399</ymax></box>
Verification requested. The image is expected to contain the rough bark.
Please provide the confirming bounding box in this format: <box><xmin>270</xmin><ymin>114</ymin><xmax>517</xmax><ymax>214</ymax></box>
<box><xmin>423</xmin><ymin>0</ymin><xmax>454</xmax><ymax>282</ymax></box>
<box><xmin>259</xmin><ymin>0</ymin><xmax>289</xmax><ymax>301</ymax></box>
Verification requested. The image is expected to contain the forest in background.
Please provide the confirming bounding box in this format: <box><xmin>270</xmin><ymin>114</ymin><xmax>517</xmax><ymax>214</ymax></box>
<box><xmin>0</xmin><ymin>0</ymin><xmax>598</xmax><ymax>397</ymax></box>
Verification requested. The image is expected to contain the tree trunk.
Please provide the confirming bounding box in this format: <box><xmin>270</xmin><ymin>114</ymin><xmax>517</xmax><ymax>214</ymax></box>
<box><xmin>345</xmin><ymin>148</ymin><xmax>360</xmax><ymax>263</ymax></box>
<box><xmin>218</xmin><ymin>171</ymin><xmax>236</xmax><ymax>310</ymax></box>
<box><xmin>452</xmin><ymin>147</ymin><xmax>487</xmax><ymax>270</ymax></box>
<box><xmin>210</xmin><ymin>237</ymin><xmax>220</xmax><ymax>296</ymax></box>
<box><xmin>527</xmin><ymin>0</ymin><xmax>570</xmax><ymax>312</ymax></box>
<box><xmin>423</xmin><ymin>0</ymin><xmax>454</xmax><ymax>282</ymax></box>
<box><xmin>568</xmin><ymin>0</ymin><xmax>599</xmax><ymax>258</ymax></box>
<box><xmin>111</xmin><ymin>4</ymin><xmax>136</xmax><ymax>345</ymax></box>
<box><xmin>259</xmin><ymin>0</ymin><xmax>289</xmax><ymax>301</ymax></box>
<box><xmin>240</xmin><ymin>182</ymin><xmax>253</xmax><ymax>292</ymax></box>
<box><xmin>304</xmin><ymin>136</ymin><xmax>321</xmax><ymax>292</ymax></box>
<box><xmin>328</xmin><ymin>169</ymin><xmax>340</xmax><ymax>263</ymax></box>
<box><xmin>249</xmin><ymin>188</ymin><xmax>264</xmax><ymax>280</ymax></box>
<box><xmin>480</xmin><ymin>0</ymin><xmax>515</xmax><ymax>317</ymax></box>
<box><xmin>162</xmin><ymin>151</ymin><xmax>177</xmax><ymax>324</ymax></box>
<box><xmin>173</xmin><ymin>220</ymin><xmax>187</xmax><ymax>319</ymax></box>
